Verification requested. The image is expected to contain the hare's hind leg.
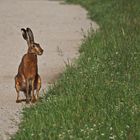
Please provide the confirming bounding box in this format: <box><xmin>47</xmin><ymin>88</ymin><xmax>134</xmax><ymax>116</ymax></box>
<box><xmin>15</xmin><ymin>77</ymin><xmax>21</xmax><ymax>103</ymax></box>
<box><xmin>15</xmin><ymin>86</ymin><xmax>20</xmax><ymax>103</ymax></box>
<box><xmin>36</xmin><ymin>75</ymin><xmax>41</xmax><ymax>100</ymax></box>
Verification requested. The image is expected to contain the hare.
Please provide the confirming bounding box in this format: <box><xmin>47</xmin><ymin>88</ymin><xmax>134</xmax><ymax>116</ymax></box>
<box><xmin>15</xmin><ymin>28</ymin><xmax>43</xmax><ymax>103</ymax></box>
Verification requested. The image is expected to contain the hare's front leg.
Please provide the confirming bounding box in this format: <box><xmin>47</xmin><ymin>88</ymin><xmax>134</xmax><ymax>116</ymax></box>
<box><xmin>36</xmin><ymin>75</ymin><xmax>41</xmax><ymax>100</ymax></box>
<box><xmin>31</xmin><ymin>79</ymin><xmax>36</xmax><ymax>103</ymax></box>
<box><xmin>26</xmin><ymin>80</ymin><xmax>30</xmax><ymax>104</ymax></box>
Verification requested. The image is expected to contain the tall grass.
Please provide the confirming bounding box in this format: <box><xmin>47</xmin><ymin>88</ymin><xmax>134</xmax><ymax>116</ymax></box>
<box><xmin>12</xmin><ymin>0</ymin><xmax>140</xmax><ymax>140</ymax></box>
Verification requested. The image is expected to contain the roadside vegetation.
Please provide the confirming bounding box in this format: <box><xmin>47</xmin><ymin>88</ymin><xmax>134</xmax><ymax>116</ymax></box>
<box><xmin>12</xmin><ymin>0</ymin><xmax>140</xmax><ymax>140</ymax></box>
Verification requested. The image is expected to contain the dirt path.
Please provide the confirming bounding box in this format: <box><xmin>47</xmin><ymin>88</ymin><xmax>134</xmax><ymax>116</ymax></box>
<box><xmin>0</xmin><ymin>0</ymin><xmax>98</xmax><ymax>139</ymax></box>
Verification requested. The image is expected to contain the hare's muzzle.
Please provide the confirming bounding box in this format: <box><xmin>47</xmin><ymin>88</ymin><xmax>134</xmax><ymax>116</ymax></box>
<box><xmin>38</xmin><ymin>48</ymin><xmax>43</xmax><ymax>55</ymax></box>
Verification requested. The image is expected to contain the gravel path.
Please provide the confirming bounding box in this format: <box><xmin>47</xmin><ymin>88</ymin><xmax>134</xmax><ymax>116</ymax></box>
<box><xmin>0</xmin><ymin>0</ymin><xmax>98</xmax><ymax>139</ymax></box>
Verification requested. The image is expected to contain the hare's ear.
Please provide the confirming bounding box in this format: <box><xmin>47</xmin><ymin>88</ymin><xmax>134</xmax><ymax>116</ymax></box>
<box><xmin>26</xmin><ymin>28</ymin><xmax>34</xmax><ymax>43</ymax></box>
<box><xmin>21</xmin><ymin>28</ymin><xmax>30</xmax><ymax>47</ymax></box>
<box><xmin>21</xmin><ymin>28</ymin><xmax>27</xmax><ymax>40</ymax></box>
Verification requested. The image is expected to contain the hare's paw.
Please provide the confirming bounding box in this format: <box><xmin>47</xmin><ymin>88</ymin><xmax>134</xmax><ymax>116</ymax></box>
<box><xmin>16</xmin><ymin>100</ymin><xmax>21</xmax><ymax>103</ymax></box>
<box><xmin>26</xmin><ymin>99</ymin><xmax>30</xmax><ymax>104</ymax></box>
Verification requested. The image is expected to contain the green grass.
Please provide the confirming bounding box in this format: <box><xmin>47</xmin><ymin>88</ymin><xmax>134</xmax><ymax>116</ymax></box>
<box><xmin>12</xmin><ymin>0</ymin><xmax>140</xmax><ymax>140</ymax></box>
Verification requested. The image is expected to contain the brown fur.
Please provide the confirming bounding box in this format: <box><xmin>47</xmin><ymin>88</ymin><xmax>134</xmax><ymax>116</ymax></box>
<box><xmin>15</xmin><ymin>28</ymin><xmax>43</xmax><ymax>103</ymax></box>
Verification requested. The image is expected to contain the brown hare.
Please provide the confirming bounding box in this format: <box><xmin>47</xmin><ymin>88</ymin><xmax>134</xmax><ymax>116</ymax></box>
<box><xmin>15</xmin><ymin>28</ymin><xmax>43</xmax><ymax>103</ymax></box>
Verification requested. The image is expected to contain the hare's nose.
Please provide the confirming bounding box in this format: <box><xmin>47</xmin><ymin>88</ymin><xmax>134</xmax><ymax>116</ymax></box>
<box><xmin>38</xmin><ymin>48</ymin><xmax>43</xmax><ymax>55</ymax></box>
<box><xmin>41</xmin><ymin>49</ymin><xmax>44</xmax><ymax>54</ymax></box>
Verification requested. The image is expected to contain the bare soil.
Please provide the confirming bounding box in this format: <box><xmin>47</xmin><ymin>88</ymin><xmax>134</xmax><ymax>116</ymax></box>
<box><xmin>0</xmin><ymin>0</ymin><xmax>98</xmax><ymax>139</ymax></box>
